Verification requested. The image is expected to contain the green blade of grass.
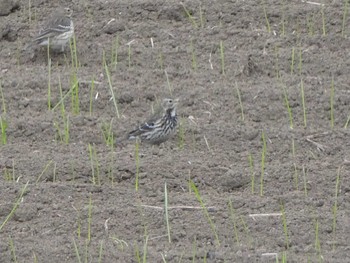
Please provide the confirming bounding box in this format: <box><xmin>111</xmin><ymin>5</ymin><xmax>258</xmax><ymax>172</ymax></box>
<box><xmin>300</xmin><ymin>79</ymin><xmax>307</xmax><ymax>127</ymax></box>
<box><xmin>330</xmin><ymin>76</ymin><xmax>335</xmax><ymax>128</ymax></box>
<box><xmin>87</xmin><ymin>195</ymin><xmax>92</xmax><ymax>242</ymax></box>
<box><xmin>72</xmin><ymin>238</ymin><xmax>82</xmax><ymax>263</ymax></box>
<box><xmin>220</xmin><ymin>40</ymin><xmax>225</xmax><ymax>75</ymax></box>
<box><xmin>342</xmin><ymin>0</ymin><xmax>349</xmax><ymax>37</ymax></box>
<box><xmin>103</xmin><ymin>51</ymin><xmax>120</xmax><ymax>118</ymax></box>
<box><xmin>260</xmin><ymin>130</ymin><xmax>267</xmax><ymax>196</ymax></box>
<box><xmin>0</xmin><ymin>181</ymin><xmax>29</xmax><ymax>231</ymax></box>
<box><xmin>280</xmin><ymin>203</ymin><xmax>289</xmax><ymax>249</ymax></box>
<box><xmin>189</xmin><ymin>180</ymin><xmax>220</xmax><ymax>246</ymax></box>
<box><xmin>262</xmin><ymin>0</ymin><xmax>271</xmax><ymax>33</ymax></box>
<box><xmin>135</xmin><ymin>140</ymin><xmax>140</xmax><ymax>191</ymax></box>
<box><xmin>181</xmin><ymin>3</ymin><xmax>198</xmax><ymax>28</ymax></box>
<box><xmin>332</xmin><ymin>166</ymin><xmax>341</xmax><ymax>250</ymax></box>
<box><xmin>235</xmin><ymin>82</ymin><xmax>244</xmax><ymax>121</ymax></box>
<box><xmin>164</xmin><ymin>182</ymin><xmax>171</xmax><ymax>243</ymax></box>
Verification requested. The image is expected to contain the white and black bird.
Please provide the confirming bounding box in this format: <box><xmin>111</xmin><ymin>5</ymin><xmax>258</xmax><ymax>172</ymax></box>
<box><xmin>128</xmin><ymin>98</ymin><xmax>179</xmax><ymax>145</ymax></box>
<box><xmin>29</xmin><ymin>7</ymin><xmax>74</xmax><ymax>52</ymax></box>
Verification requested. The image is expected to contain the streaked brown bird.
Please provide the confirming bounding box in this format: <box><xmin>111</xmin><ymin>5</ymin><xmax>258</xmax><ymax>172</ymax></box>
<box><xmin>29</xmin><ymin>7</ymin><xmax>74</xmax><ymax>52</ymax></box>
<box><xmin>128</xmin><ymin>98</ymin><xmax>179</xmax><ymax>145</ymax></box>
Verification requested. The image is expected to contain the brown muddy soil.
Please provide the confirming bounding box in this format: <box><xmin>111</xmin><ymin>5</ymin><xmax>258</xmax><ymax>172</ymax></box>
<box><xmin>1</xmin><ymin>0</ymin><xmax>350</xmax><ymax>262</ymax></box>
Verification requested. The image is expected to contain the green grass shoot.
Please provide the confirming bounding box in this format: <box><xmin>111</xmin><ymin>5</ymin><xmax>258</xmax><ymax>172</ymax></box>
<box><xmin>262</xmin><ymin>0</ymin><xmax>271</xmax><ymax>33</ymax></box>
<box><xmin>199</xmin><ymin>5</ymin><xmax>205</xmax><ymax>28</ymax></box>
<box><xmin>280</xmin><ymin>77</ymin><xmax>294</xmax><ymax>128</ymax></box>
<box><xmin>291</xmin><ymin>139</ymin><xmax>299</xmax><ymax>190</ymax></box>
<box><xmin>75</xmin><ymin>206</ymin><xmax>82</xmax><ymax>238</ymax></box>
<box><xmin>181</xmin><ymin>3</ymin><xmax>198</xmax><ymax>28</ymax></box>
<box><xmin>112</xmin><ymin>35</ymin><xmax>119</xmax><ymax>69</ymax></box>
<box><xmin>302</xmin><ymin>165</ymin><xmax>308</xmax><ymax>197</ymax></box>
<box><xmin>47</xmin><ymin>56</ymin><xmax>52</xmax><ymax>110</ymax></box>
<box><xmin>275</xmin><ymin>46</ymin><xmax>280</xmax><ymax>78</ymax></box>
<box><xmin>3</xmin><ymin>160</ymin><xmax>15</xmax><ymax>181</ymax></box>
<box><xmin>228</xmin><ymin>199</ymin><xmax>240</xmax><ymax>244</ymax></box>
<box><xmin>293</xmin><ymin>163</ymin><xmax>299</xmax><ymax>191</ymax></box>
<box><xmin>321</xmin><ymin>3</ymin><xmax>326</xmax><ymax>36</ymax></box>
<box><xmin>240</xmin><ymin>215</ymin><xmax>253</xmax><ymax>248</ymax></box>
<box><xmin>332</xmin><ymin>166</ymin><xmax>341</xmax><ymax>250</ymax></box>
<box><xmin>0</xmin><ymin>80</ymin><xmax>6</xmax><ymax>114</ymax></box>
<box><xmin>128</xmin><ymin>42</ymin><xmax>132</xmax><ymax>68</ymax></box>
<box><xmin>191</xmin><ymin>236</ymin><xmax>197</xmax><ymax>262</ymax></box>
<box><xmin>134</xmin><ymin>139</ymin><xmax>140</xmax><ymax>191</ymax></box>
<box><xmin>260</xmin><ymin>130</ymin><xmax>267</xmax><ymax>196</ymax></box>
<box><xmin>164</xmin><ymin>182</ymin><xmax>171</xmax><ymax>243</ymax></box>
<box><xmin>220</xmin><ymin>40</ymin><xmax>225</xmax><ymax>75</ymax></box>
<box><xmin>109</xmin><ymin>236</ymin><xmax>128</xmax><ymax>251</ymax></box>
<box><xmin>290</xmin><ymin>47</ymin><xmax>295</xmax><ymax>74</ymax></box>
<box><xmin>281</xmin><ymin>0</ymin><xmax>286</xmax><ymax>35</ymax></box>
<box><xmin>142</xmin><ymin>235</ymin><xmax>149</xmax><ymax>263</ymax></box>
<box><xmin>330</xmin><ymin>76</ymin><xmax>335</xmax><ymax>128</ymax></box>
<box><xmin>342</xmin><ymin>0</ymin><xmax>349</xmax><ymax>37</ymax></box>
<box><xmin>98</xmin><ymin>240</ymin><xmax>104</xmax><ymax>263</ymax></box>
<box><xmin>190</xmin><ymin>39</ymin><xmax>197</xmax><ymax>70</ymax></box>
<box><xmin>177</xmin><ymin>117</ymin><xmax>185</xmax><ymax>149</ymax></box>
<box><xmin>189</xmin><ymin>180</ymin><xmax>220</xmax><ymax>246</ymax></box>
<box><xmin>0</xmin><ymin>116</ymin><xmax>8</xmax><ymax>145</ymax></box>
<box><xmin>58</xmin><ymin>77</ymin><xmax>66</xmax><ymax>117</ymax></box>
<box><xmin>88</xmin><ymin>143</ymin><xmax>100</xmax><ymax>185</ymax></box>
<box><xmin>307</xmin><ymin>15</ymin><xmax>315</xmax><ymax>36</ymax></box>
<box><xmin>280</xmin><ymin>251</ymin><xmax>287</xmax><ymax>263</ymax></box>
<box><xmin>70</xmin><ymin>72</ymin><xmax>80</xmax><ymax>115</ymax></box>
<box><xmin>87</xmin><ymin>195</ymin><xmax>93</xmax><ymax>242</ymax></box>
<box><xmin>164</xmin><ymin>70</ymin><xmax>173</xmax><ymax>96</ymax></box>
<box><xmin>300</xmin><ymin>79</ymin><xmax>307</xmax><ymax>127</ymax></box>
<box><xmin>103</xmin><ymin>50</ymin><xmax>120</xmax><ymax>119</ymax></box>
<box><xmin>0</xmin><ymin>181</ymin><xmax>29</xmax><ymax>231</ymax></box>
<box><xmin>52</xmin><ymin>162</ymin><xmax>57</xmax><ymax>182</ymax></box>
<box><xmin>51</xmin><ymin>79</ymin><xmax>76</xmax><ymax>112</ymax></box>
<box><xmin>9</xmin><ymin>236</ymin><xmax>18</xmax><ymax>263</ymax></box>
<box><xmin>280</xmin><ymin>203</ymin><xmax>289</xmax><ymax>249</ymax></box>
<box><xmin>314</xmin><ymin>218</ymin><xmax>322</xmax><ymax>259</ymax></box>
<box><xmin>33</xmin><ymin>251</ymin><xmax>38</xmax><ymax>263</ymax></box>
<box><xmin>248</xmin><ymin>153</ymin><xmax>255</xmax><ymax>194</ymax></box>
<box><xmin>89</xmin><ymin>76</ymin><xmax>95</xmax><ymax>116</ymax></box>
<box><xmin>235</xmin><ymin>82</ymin><xmax>245</xmax><ymax>121</ymax></box>
<box><xmin>36</xmin><ymin>160</ymin><xmax>53</xmax><ymax>183</ymax></box>
<box><xmin>134</xmin><ymin>242</ymin><xmax>141</xmax><ymax>263</ymax></box>
<box><xmin>298</xmin><ymin>46</ymin><xmax>303</xmax><ymax>74</ymax></box>
<box><xmin>101</xmin><ymin>119</ymin><xmax>115</xmax><ymax>147</ymax></box>
<box><xmin>344</xmin><ymin>114</ymin><xmax>350</xmax><ymax>128</ymax></box>
<box><xmin>72</xmin><ymin>238</ymin><xmax>82</xmax><ymax>263</ymax></box>
<box><xmin>28</xmin><ymin>0</ymin><xmax>32</xmax><ymax>24</ymax></box>
<box><xmin>106</xmin><ymin>148</ymin><xmax>115</xmax><ymax>185</ymax></box>
<box><xmin>63</xmin><ymin>111</ymin><xmax>69</xmax><ymax>144</ymax></box>
<box><xmin>69</xmin><ymin>33</ymin><xmax>79</xmax><ymax>70</ymax></box>
<box><xmin>158</xmin><ymin>52</ymin><xmax>164</xmax><ymax>70</ymax></box>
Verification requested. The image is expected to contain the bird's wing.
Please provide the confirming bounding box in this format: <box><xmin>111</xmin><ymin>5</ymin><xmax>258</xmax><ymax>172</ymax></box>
<box><xmin>127</xmin><ymin>101</ymin><xmax>164</xmax><ymax>138</ymax></box>
<box><xmin>34</xmin><ymin>17</ymin><xmax>72</xmax><ymax>41</ymax></box>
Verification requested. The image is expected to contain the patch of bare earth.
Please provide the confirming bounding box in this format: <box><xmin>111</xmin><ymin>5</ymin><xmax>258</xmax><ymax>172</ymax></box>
<box><xmin>1</xmin><ymin>0</ymin><xmax>350</xmax><ymax>262</ymax></box>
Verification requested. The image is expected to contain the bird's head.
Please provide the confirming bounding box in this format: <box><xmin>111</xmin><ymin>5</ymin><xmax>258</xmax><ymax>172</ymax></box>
<box><xmin>162</xmin><ymin>98</ymin><xmax>179</xmax><ymax>117</ymax></box>
<box><xmin>64</xmin><ymin>7</ymin><xmax>73</xmax><ymax>17</ymax></box>
<box><xmin>162</xmin><ymin>98</ymin><xmax>179</xmax><ymax>110</ymax></box>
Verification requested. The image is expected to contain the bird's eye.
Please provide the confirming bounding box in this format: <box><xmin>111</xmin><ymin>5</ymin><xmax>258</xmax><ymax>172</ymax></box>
<box><xmin>168</xmin><ymin>99</ymin><xmax>172</xmax><ymax>103</ymax></box>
